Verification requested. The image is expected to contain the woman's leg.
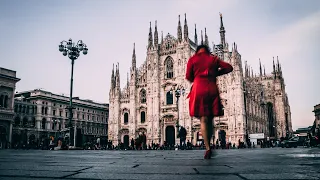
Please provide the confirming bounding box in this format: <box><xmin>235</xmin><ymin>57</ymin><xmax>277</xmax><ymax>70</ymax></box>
<box><xmin>200</xmin><ymin>116</ymin><xmax>211</xmax><ymax>151</ymax></box>
<box><xmin>207</xmin><ymin>116</ymin><xmax>213</xmax><ymax>148</ymax></box>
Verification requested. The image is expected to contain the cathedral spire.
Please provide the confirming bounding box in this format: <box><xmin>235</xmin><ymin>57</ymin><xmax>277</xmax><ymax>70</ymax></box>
<box><xmin>154</xmin><ymin>21</ymin><xmax>158</xmax><ymax>48</ymax></box>
<box><xmin>277</xmin><ymin>56</ymin><xmax>280</xmax><ymax>72</ymax></box>
<box><xmin>194</xmin><ymin>24</ymin><xmax>198</xmax><ymax>45</ymax></box>
<box><xmin>132</xmin><ymin>43</ymin><xmax>136</xmax><ymax>69</ymax></box>
<box><xmin>184</xmin><ymin>13</ymin><xmax>189</xmax><ymax>42</ymax></box>
<box><xmin>148</xmin><ymin>22</ymin><xmax>153</xmax><ymax>50</ymax></box>
<box><xmin>204</xmin><ymin>27</ymin><xmax>209</xmax><ymax>46</ymax></box>
<box><xmin>259</xmin><ymin>58</ymin><xmax>262</xmax><ymax>76</ymax></box>
<box><xmin>161</xmin><ymin>31</ymin><xmax>163</xmax><ymax>44</ymax></box>
<box><xmin>273</xmin><ymin>56</ymin><xmax>276</xmax><ymax>73</ymax></box>
<box><xmin>201</xmin><ymin>30</ymin><xmax>204</xmax><ymax>45</ymax></box>
<box><xmin>219</xmin><ymin>12</ymin><xmax>226</xmax><ymax>48</ymax></box>
<box><xmin>177</xmin><ymin>15</ymin><xmax>182</xmax><ymax>42</ymax></box>
<box><xmin>127</xmin><ymin>72</ymin><xmax>129</xmax><ymax>87</ymax></box>
<box><xmin>111</xmin><ymin>63</ymin><xmax>115</xmax><ymax>88</ymax></box>
<box><xmin>231</xmin><ymin>42</ymin><xmax>236</xmax><ymax>57</ymax></box>
<box><xmin>264</xmin><ymin>65</ymin><xmax>266</xmax><ymax>76</ymax></box>
<box><xmin>251</xmin><ymin>67</ymin><xmax>253</xmax><ymax>77</ymax></box>
<box><xmin>115</xmin><ymin>63</ymin><xmax>120</xmax><ymax>87</ymax></box>
<box><xmin>212</xmin><ymin>42</ymin><xmax>216</xmax><ymax>53</ymax></box>
<box><xmin>245</xmin><ymin>61</ymin><xmax>248</xmax><ymax>77</ymax></box>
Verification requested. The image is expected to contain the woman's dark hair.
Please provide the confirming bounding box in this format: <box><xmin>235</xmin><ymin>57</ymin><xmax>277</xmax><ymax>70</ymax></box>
<box><xmin>196</xmin><ymin>44</ymin><xmax>211</xmax><ymax>54</ymax></box>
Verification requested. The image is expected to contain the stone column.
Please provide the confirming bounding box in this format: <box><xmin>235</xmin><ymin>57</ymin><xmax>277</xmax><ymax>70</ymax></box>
<box><xmin>47</xmin><ymin>117</ymin><xmax>51</xmax><ymax>130</ymax></box>
<box><xmin>36</xmin><ymin>116</ymin><xmax>42</xmax><ymax>129</ymax></box>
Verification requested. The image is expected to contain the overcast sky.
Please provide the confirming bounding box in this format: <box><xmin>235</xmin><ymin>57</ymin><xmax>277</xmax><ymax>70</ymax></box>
<box><xmin>1</xmin><ymin>0</ymin><xmax>319</xmax><ymax>130</ymax></box>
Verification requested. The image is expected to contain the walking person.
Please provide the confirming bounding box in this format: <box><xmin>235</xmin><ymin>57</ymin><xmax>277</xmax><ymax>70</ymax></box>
<box><xmin>186</xmin><ymin>44</ymin><xmax>233</xmax><ymax>159</ymax></box>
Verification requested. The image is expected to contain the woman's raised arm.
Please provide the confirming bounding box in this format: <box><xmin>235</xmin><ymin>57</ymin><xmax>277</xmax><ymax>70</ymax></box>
<box><xmin>217</xmin><ymin>59</ymin><xmax>233</xmax><ymax>76</ymax></box>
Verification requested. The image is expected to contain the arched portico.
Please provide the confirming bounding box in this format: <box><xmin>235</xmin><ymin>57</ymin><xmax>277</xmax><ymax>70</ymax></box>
<box><xmin>119</xmin><ymin>129</ymin><xmax>129</xmax><ymax>144</ymax></box>
<box><xmin>161</xmin><ymin>114</ymin><xmax>177</xmax><ymax>145</ymax></box>
<box><xmin>214</xmin><ymin>122</ymin><xmax>228</xmax><ymax>144</ymax></box>
<box><xmin>165</xmin><ymin>126</ymin><xmax>175</xmax><ymax>146</ymax></box>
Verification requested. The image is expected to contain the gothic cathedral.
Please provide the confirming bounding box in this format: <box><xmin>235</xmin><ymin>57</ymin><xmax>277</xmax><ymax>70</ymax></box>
<box><xmin>108</xmin><ymin>14</ymin><xmax>292</xmax><ymax>146</ymax></box>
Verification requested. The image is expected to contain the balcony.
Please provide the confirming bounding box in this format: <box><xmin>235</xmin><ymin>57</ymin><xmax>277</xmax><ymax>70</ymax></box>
<box><xmin>161</xmin><ymin>104</ymin><xmax>177</xmax><ymax>113</ymax></box>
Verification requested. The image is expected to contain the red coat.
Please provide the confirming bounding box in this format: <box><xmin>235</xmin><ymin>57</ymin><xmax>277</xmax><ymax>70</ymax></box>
<box><xmin>186</xmin><ymin>52</ymin><xmax>233</xmax><ymax>118</ymax></box>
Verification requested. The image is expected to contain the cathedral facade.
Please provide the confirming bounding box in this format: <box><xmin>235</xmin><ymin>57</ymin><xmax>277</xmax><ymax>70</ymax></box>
<box><xmin>108</xmin><ymin>14</ymin><xmax>292</xmax><ymax>146</ymax></box>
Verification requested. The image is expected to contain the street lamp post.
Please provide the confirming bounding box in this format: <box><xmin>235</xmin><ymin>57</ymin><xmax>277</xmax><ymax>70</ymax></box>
<box><xmin>58</xmin><ymin>38</ymin><xmax>88</xmax><ymax>147</ymax></box>
<box><xmin>170</xmin><ymin>85</ymin><xmax>185</xmax><ymax>138</ymax></box>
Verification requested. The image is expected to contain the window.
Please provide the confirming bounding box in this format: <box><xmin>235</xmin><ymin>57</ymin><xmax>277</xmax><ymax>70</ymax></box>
<box><xmin>164</xmin><ymin>57</ymin><xmax>174</xmax><ymax>79</ymax></box>
<box><xmin>83</xmin><ymin>114</ymin><xmax>85</xmax><ymax>120</ymax></box>
<box><xmin>31</xmin><ymin>118</ymin><xmax>36</xmax><ymax>127</ymax></box>
<box><xmin>141</xmin><ymin>111</ymin><xmax>146</xmax><ymax>123</ymax></box>
<box><xmin>66</xmin><ymin>112</ymin><xmax>68</xmax><ymax>117</ymax></box>
<box><xmin>53</xmin><ymin>110</ymin><xmax>56</xmax><ymax>116</ymax></box>
<box><xmin>0</xmin><ymin>95</ymin><xmax>3</xmax><ymax>107</ymax></box>
<box><xmin>41</xmin><ymin>107</ymin><xmax>44</xmax><ymax>114</ymax></box>
<box><xmin>166</xmin><ymin>91</ymin><xmax>173</xmax><ymax>105</ymax></box>
<box><xmin>14</xmin><ymin>117</ymin><xmax>20</xmax><ymax>126</ymax></box>
<box><xmin>59</xmin><ymin>111</ymin><xmax>62</xmax><ymax>116</ymax></box>
<box><xmin>23</xmin><ymin>117</ymin><xmax>28</xmax><ymax>126</ymax></box>
<box><xmin>42</xmin><ymin>118</ymin><xmax>46</xmax><ymax>129</ymax></box>
<box><xmin>140</xmin><ymin>89</ymin><xmax>147</xmax><ymax>103</ymax></box>
<box><xmin>4</xmin><ymin>95</ymin><xmax>8</xmax><ymax>108</ymax></box>
<box><xmin>124</xmin><ymin>112</ymin><xmax>129</xmax><ymax>124</ymax></box>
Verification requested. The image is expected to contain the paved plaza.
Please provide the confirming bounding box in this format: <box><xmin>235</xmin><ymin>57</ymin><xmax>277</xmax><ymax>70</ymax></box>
<box><xmin>0</xmin><ymin>148</ymin><xmax>320</xmax><ymax>180</ymax></box>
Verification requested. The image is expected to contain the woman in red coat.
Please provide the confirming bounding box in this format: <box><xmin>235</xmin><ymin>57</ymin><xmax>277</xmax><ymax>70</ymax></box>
<box><xmin>186</xmin><ymin>45</ymin><xmax>233</xmax><ymax>159</ymax></box>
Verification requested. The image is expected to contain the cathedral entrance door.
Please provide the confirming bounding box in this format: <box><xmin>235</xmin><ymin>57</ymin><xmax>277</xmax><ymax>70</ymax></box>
<box><xmin>165</xmin><ymin>126</ymin><xmax>175</xmax><ymax>146</ymax></box>
<box><xmin>123</xmin><ymin>135</ymin><xmax>129</xmax><ymax>148</ymax></box>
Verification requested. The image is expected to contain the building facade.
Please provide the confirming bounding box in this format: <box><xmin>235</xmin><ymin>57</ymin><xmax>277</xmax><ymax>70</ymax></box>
<box><xmin>312</xmin><ymin>104</ymin><xmax>320</xmax><ymax>136</ymax></box>
<box><xmin>0</xmin><ymin>67</ymin><xmax>20</xmax><ymax>149</ymax></box>
<box><xmin>12</xmin><ymin>89</ymin><xmax>109</xmax><ymax>148</ymax></box>
<box><xmin>108</xmin><ymin>14</ymin><xmax>292</xmax><ymax>146</ymax></box>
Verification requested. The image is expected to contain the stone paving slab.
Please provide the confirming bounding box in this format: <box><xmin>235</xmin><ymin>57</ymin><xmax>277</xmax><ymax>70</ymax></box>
<box><xmin>0</xmin><ymin>148</ymin><xmax>319</xmax><ymax>180</ymax></box>
<box><xmin>0</xmin><ymin>169</ymin><xmax>75</xmax><ymax>178</ymax></box>
<box><xmin>68</xmin><ymin>173</ymin><xmax>243</xmax><ymax>180</ymax></box>
<box><xmin>239</xmin><ymin>173</ymin><xmax>319</xmax><ymax>180</ymax></box>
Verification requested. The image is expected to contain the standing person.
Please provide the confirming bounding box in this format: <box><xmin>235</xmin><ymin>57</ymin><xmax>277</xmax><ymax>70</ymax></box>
<box><xmin>179</xmin><ymin>126</ymin><xmax>187</xmax><ymax>149</ymax></box>
<box><xmin>186</xmin><ymin>44</ymin><xmax>233</xmax><ymax>159</ymax></box>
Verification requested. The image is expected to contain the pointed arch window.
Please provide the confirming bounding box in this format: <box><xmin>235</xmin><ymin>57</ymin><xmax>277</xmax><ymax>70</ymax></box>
<box><xmin>124</xmin><ymin>112</ymin><xmax>129</xmax><ymax>124</ymax></box>
<box><xmin>4</xmin><ymin>95</ymin><xmax>8</xmax><ymax>108</ymax></box>
<box><xmin>164</xmin><ymin>57</ymin><xmax>174</xmax><ymax>79</ymax></box>
<box><xmin>166</xmin><ymin>91</ymin><xmax>173</xmax><ymax>105</ymax></box>
<box><xmin>140</xmin><ymin>89</ymin><xmax>146</xmax><ymax>104</ymax></box>
<box><xmin>141</xmin><ymin>111</ymin><xmax>146</xmax><ymax>124</ymax></box>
